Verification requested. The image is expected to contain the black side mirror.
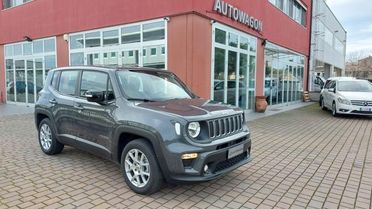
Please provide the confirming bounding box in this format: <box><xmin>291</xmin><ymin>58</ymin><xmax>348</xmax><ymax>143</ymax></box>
<box><xmin>85</xmin><ymin>91</ymin><xmax>105</xmax><ymax>103</ymax></box>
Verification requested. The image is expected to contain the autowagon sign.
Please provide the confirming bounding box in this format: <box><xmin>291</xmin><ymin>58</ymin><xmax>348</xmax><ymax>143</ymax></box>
<box><xmin>213</xmin><ymin>0</ymin><xmax>263</xmax><ymax>32</ymax></box>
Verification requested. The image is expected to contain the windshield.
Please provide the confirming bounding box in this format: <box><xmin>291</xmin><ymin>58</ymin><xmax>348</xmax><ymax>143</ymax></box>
<box><xmin>116</xmin><ymin>70</ymin><xmax>194</xmax><ymax>101</ymax></box>
<box><xmin>338</xmin><ymin>80</ymin><xmax>372</xmax><ymax>92</ymax></box>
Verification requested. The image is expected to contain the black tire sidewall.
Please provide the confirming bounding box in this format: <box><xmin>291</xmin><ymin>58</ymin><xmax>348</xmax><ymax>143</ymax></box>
<box><xmin>121</xmin><ymin>139</ymin><xmax>162</xmax><ymax>194</ymax></box>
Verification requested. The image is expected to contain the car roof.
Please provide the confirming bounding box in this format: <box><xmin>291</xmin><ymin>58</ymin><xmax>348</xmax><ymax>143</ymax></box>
<box><xmin>326</xmin><ymin>77</ymin><xmax>355</xmax><ymax>81</ymax></box>
<box><xmin>51</xmin><ymin>65</ymin><xmax>167</xmax><ymax>73</ymax></box>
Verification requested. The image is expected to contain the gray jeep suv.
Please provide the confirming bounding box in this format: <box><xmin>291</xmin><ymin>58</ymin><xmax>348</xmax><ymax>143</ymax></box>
<box><xmin>35</xmin><ymin>66</ymin><xmax>252</xmax><ymax>194</ymax></box>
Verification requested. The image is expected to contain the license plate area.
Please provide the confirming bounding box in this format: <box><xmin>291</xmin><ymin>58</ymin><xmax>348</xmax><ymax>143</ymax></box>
<box><xmin>360</xmin><ymin>107</ymin><xmax>371</xmax><ymax>112</ymax></box>
<box><xmin>228</xmin><ymin>144</ymin><xmax>244</xmax><ymax>159</ymax></box>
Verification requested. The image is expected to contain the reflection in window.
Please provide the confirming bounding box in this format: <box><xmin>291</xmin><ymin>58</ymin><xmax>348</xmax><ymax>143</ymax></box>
<box><xmin>103</xmin><ymin>30</ymin><xmax>119</xmax><ymax>46</ymax></box>
<box><xmin>143</xmin><ymin>45</ymin><xmax>165</xmax><ymax>68</ymax></box>
<box><xmin>59</xmin><ymin>71</ymin><xmax>79</xmax><ymax>96</ymax></box>
<box><xmin>70</xmin><ymin>34</ymin><xmax>84</xmax><ymax>49</ymax></box>
<box><xmin>213</xmin><ymin>47</ymin><xmax>225</xmax><ymax>103</ymax></box>
<box><xmin>228</xmin><ymin>33</ymin><xmax>238</xmax><ymax>48</ymax></box>
<box><xmin>122</xmin><ymin>25</ymin><xmax>141</xmax><ymax>44</ymax></box>
<box><xmin>215</xmin><ymin>28</ymin><xmax>226</xmax><ymax>45</ymax></box>
<box><xmin>143</xmin><ymin>21</ymin><xmax>165</xmax><ymax>41</ymax></box>
<box><xmin>80</xmin><ymin>71</ymin><xmax>108</xmax><ymax>97</ymax></box>
<box><xmin>85</xmin><ymin>31</ymin><xmax>101</xmax><ymax>48</ymax></box>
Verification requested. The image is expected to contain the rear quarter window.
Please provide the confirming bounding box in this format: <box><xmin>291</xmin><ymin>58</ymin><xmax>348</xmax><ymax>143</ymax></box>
<box><xmin>58</xmin><ymin>71</ymin><xmax>79</xmax><ymax>96</ymax></box>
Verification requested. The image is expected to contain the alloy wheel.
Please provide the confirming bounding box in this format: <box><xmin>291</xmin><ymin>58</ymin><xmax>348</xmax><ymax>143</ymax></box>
<box><xmin>39</xmin><ymin>124</ymin><xmax>52</xmax><ymax>150</ymax></box>
<box><xmin>124</xmin><ymin>148</ymin><xmax>150</xmax><ymax>188</ymax></box>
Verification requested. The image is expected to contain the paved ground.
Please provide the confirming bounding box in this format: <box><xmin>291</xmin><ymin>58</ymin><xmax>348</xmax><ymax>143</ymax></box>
<box><xmin>0</xmin><ymin>104</ymin><xmax>371</xmax><ymax>209</ymax></box>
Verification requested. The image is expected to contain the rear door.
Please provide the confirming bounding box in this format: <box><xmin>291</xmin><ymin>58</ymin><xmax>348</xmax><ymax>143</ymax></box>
<box><xmin>51</xmin><ymin>70</ymin><xmax>81</xmax><ymax>145</ymax></box>
<box><xmin>73</xmin><ymin>70</ymin><xmax>116</xmax><ymax>159</ymax></box>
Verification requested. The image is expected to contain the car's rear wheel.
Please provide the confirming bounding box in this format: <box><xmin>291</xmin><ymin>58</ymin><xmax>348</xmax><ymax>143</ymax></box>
<box><xmin>121</xmin><ymin>139</ymin><xmax>163</xmax><ymax>194</ymax></box>
<box><xmin>38</xmin><ymin>118</ymin><xmax>64</xmax><ymax>155</ymax></box>
<box><xmin>332</xmin><ymin>102</ymin><xmax>338</xmax><ymax>117</ymax></box>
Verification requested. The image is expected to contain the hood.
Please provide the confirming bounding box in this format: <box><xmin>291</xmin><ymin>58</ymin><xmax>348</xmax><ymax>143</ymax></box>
<box><xmin>137</xmin><ymin>98</ymin><xmax>241</xmax><ymax>117</ymax></box>
<box><xmin>339</xmin><ymin>91</ymin><xmax>372</xmax><ymax>101</ymax></box>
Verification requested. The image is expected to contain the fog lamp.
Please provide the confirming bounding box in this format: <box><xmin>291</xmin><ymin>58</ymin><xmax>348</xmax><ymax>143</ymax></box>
<box><xmin>181</xmin><ymin>153</ymin><xmax>198</xmax><ymax>160</ymax></box>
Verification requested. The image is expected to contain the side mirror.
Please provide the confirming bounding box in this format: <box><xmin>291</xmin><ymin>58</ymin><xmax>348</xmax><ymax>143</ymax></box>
<box><xmin>85</xmin><ymin>91</ymin><xmax>105</xmax><ymax>103</ymax></box>
<box><xmin>328</xmin><ymin>88</ymin><xmax>335</xmax><ymax>93</ymax></box>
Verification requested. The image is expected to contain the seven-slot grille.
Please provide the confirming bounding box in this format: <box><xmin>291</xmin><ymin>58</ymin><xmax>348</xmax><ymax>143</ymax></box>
<box><xmin>207</xmin><ymin>114</ymin><xmax>243</xmax><ymax>138</ymax></box>
<box><xmin>350</xmin><ymin>100</ymin><xmax>372</xmax><ymax>106</ymax></box>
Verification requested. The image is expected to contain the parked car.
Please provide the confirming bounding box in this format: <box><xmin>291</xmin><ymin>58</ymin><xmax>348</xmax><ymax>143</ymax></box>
<box><xmin>35</xmin><ymin>66</ymin><xmax>252</xmax><ymax>194</ymax></box>
<box><xmin>320</xmin><ymin>77</ymin><xmax>372</xmax><ymax>116</ymax></box>
<box><xmin>319</xmin><ymin>77</ymin><xmax>356</xmax><ymax>106</ymax></box>
<box><xmin>7</xmin><ymin>81</ymin><xmax>42</xmax><ymax>94</ymax></box>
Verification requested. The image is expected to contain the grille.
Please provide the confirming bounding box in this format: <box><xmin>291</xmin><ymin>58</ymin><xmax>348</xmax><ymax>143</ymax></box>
<box><xmin>350</xmin><ymin>100</ymin><xmax>372</xmax><ymax>106</ymax></box>
<box><xmin>214</xmin><ymin>152</ymin><xmax>247</xmax><ymax>173</ymax></box>
<box><xmin>207</xmin><ymin>114</ymin><xmax>243</xmax><ymax>138</ymax></box>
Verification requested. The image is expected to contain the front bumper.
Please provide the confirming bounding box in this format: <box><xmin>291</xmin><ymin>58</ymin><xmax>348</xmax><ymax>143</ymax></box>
<box><xmin>160</xmin><ymin>132</ymin><xmax>251</xmax><ymax>183</ymax></box>
<box><xmin>337</xmin><ymin>103</ymin><xmax>372</xmax><ymax>115</ymax></box>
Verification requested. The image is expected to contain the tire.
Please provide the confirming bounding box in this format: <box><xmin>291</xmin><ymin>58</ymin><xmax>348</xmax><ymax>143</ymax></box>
<box><xmin>321</xmin><ymin>98</ymin><xmax>327</xmax><ymax>110</ymax></box>
<box><xmin>332</xmin><ymin>102</ymin><xmax>338</xmax><ymax>117</ymax></box>
<box><xmin>38</xmin><ymin>118</ymin><xmax>64</xmax><ymax>155</ymax></box>
<box><xmin>121</xmin><ymin>139</ymin><xmax>163</xmax><ymax>194</ymax></box>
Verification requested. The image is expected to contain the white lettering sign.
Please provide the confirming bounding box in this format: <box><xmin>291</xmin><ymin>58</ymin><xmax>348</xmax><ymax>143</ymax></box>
<box><xmin>213</xmin><ymin>0</ymin><xmax>263</xmax><ymax>32</ymax></box>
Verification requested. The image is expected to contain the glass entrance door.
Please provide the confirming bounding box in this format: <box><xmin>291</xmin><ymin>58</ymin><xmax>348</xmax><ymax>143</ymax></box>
<box><xmin>26</xmin><ymin>60</ymin><xmax>35</xmax><ymax>103</ymax></box>
<box><xmin>14</xmin><ymin>60</ymin><xmax>26</xmax><ymax>103</ymax></box>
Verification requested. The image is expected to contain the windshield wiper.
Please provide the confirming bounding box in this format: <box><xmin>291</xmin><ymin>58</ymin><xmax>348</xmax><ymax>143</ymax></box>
<box><xmin>126</xmin><ymin>98</ymin><xmax>157</xmax><ymax>102</ymax></box>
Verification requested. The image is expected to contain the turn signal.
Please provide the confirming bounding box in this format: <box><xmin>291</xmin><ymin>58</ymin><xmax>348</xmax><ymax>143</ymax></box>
<box><xmin>181</xmin><ymin>153</ymin><xmax>198</xmax><ymax>160</ymax></box>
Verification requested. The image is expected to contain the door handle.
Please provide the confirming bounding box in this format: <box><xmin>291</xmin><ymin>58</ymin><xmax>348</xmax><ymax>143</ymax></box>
<box><xmin>74</xmin><ymin>104</ymin><xmax>85</xmax><ymax>110</ymax></box>
<box><xmin>49</xmin><ymin>99</ymin><xmax>58</xmax><ymax>105</ymax></box>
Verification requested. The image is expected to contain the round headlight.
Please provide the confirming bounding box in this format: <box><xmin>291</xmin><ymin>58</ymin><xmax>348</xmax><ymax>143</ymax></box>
<box><xmin>188</xmin><ymin>122</ymin><xmax>201</xmax><ymax>138</ymax></box>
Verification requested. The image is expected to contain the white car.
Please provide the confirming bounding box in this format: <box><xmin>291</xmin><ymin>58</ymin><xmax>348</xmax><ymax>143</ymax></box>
<box><xmin>320</xmin><ymin>78</ymin><xmax>372</xmax><ymax>116</ymax></box>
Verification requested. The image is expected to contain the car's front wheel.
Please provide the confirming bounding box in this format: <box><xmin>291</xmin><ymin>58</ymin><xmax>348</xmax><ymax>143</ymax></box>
<box><xmin>38</xmin><ymin>118</ymin><xmax>64</xmax><ymax>155</ymax></box>
<box><xmin>121</xmin><ymin>139</ymin><xmax>163</xmax><ymax>194</ymax></box>
<box><xmin>321</xmin><ymin>97</ymin><xmax>327</xmax><ymax>110</ymax></box>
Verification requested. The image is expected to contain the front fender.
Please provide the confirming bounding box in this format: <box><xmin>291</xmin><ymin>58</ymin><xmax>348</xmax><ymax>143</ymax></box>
<box><xmin>112</xmin><ymin>122</ymin><xmax>170</xmax><ymax>178</ymax></box>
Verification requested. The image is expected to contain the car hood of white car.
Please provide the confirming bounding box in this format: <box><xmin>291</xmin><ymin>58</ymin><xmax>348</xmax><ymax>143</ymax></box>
<box><xmin>339</xmin><ymin>91</ymin><xmax>372</xmax><ymax>101</ymax></box>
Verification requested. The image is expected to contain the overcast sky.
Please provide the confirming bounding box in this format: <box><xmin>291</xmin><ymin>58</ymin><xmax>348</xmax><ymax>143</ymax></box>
<box><xmin>327</xmin><ymin>0</ymin><xmax>372</xmax><ymax>56</ymax></box>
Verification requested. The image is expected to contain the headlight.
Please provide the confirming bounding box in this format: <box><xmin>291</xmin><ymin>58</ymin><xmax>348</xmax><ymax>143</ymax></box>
<box><xmin>337</xmin><ymin>97</ymin><xmax>351</xmax><ymax>105</ymax></box>
<box><xmin>187</xmin><ymin>122</ymin><xmax>200</xmax><ymax>138</ymax></box>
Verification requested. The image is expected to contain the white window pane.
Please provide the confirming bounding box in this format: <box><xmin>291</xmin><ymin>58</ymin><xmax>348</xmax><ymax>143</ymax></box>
<box><xmin>70</xmin><ymin>34</ymin><xmax>84</xmax><ymax>49</ymax></box>
<box><xmin>85</xmin><ymin>31</ymin><xmax>101</xmax><ymax>48</ymax></box>
<box><xmin>103</xmin><ymin>30</ymin><xmax>119</xmax><ymax>46</ymax></box>
<box><xmin>44</xmin><ymin>39</ymin><xmax>55</xmax><ymax>52</ymax></box>
<box><xmin>33</xmin><ymin>40</ymin><xmax>43</xmax><ymax>54</ymax></box>
<box><xmin>23</xmin><ymin>43</ymin><xmax>32</xmax><ymax>55</ymax></box>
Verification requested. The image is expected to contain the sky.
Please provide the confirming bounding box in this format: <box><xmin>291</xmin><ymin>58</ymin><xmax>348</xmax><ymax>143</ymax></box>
<box><xmin>327</xmin><ymin>0</ymin><xmax>372</xmax><ymax>57</ymax></box>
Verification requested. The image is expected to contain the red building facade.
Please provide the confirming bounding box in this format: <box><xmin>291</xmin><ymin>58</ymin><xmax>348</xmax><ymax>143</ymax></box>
<box><xmin>0</xmin><ymin>0</ymin><xmax>311</xmax><ymax>110</ymax></box>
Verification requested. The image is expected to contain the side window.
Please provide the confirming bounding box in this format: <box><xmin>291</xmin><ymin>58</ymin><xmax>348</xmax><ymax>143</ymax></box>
<box><xmin>58</xmin><ymin>71</ymin><xmax>79</xmax><ymax>95</ymax></box>
<box><xmin>324</xmin><ymin>80</ymin><xmax>332</xmax><ymax>89</ymax></box>
<box><xmin>51</xmin><ymin>71</ymin><xmax>61</xmax><ymax>90</ymax></box>
<box><xmin>80</xmin><ymin>71</ymin><xmax>108</xmax><ymax>97</ymax></box>
<box><xmin>329</xmin><ymin>81</ymin><xmax>336</xmax><ymax>89</ymax></box>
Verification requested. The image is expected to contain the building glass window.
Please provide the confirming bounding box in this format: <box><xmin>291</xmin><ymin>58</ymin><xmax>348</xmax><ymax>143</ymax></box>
<box><xmin>85</xmin><ymin>31</ymin><xmax>101</xmax><ymax>48</ymax></box>
<box><xmin>143</xmin><ymin>21</ymin><xmax>165</xmax><ymax>41</ymax></box>
<box><xmin>23</xmin><ymin>43</ymin><xmax>32</xmax><ymax>55</ymax></box>
<box><xmin>69</xmin><ymin>19</ymin><xmax>166</xmax><ymax>69</ymax></box>
<box><xmin>270</xmin><ymin>0</ymin><xmax>306</xmax><ymax>26</ymax></box>
<box><xmin>4</xmin><ymin>37</ymin><xmax>56</xmax><ymax>104</ymax></box>
<box><xmin>264</xmin><ymin>42</ymin><xmax>305</xmax><ymax>106</ymax></box>
<box><xmin>103</xmin><ymin>30</ymin><xmax>119</xmax><ymax>46</ymax></box>
<box><xmin>13</xmin><ymin>44</ymin><xmax>22</xmax><ymax>56</ymax></box>
<box><xmin>212</xmin><ymin>24</ymin><xmax>257</xmax><ymax>110</ymax></box>
<box><xmin>121</xmin><ymin>25</ymin><xmax>141</xmax><ymax>44</ymax></box>
<box><xmin>70</xmin><ymin>34</ymin><xmax>84</xmax><ymax>49</ymax></box>
<box><xmin>2</xmin><ymin>0</ymin><xmax>32</xmax><ymax>9</ymax></box>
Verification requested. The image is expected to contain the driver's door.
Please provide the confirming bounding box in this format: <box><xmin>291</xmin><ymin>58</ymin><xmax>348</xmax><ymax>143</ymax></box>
<box><xmin>73</xmin><ymin>70</ymin><xmax>116</xmax><ymax>159</ymax></box>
